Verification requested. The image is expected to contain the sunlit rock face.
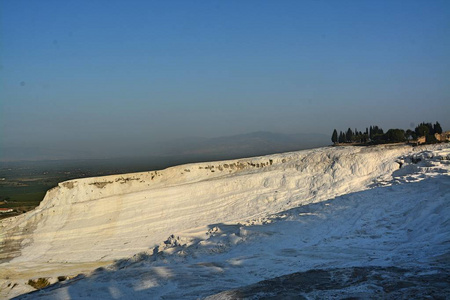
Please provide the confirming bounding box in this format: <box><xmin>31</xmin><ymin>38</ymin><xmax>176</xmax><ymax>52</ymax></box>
<box><xmin>1</xmin><ymin>144</ymin><xmax>449</xmax><ymax>299</ymax></box>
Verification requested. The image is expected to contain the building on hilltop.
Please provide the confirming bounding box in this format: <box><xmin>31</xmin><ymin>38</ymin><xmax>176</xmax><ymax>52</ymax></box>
<box><xmin>410</xmin><ymin>136</ymin><xmax>426</xmax><ymax>145</ymax></box>
<box><xmin>435</xmin><ymin>131</ymin><xmax>450</xmax><ymax>142</ymax></box>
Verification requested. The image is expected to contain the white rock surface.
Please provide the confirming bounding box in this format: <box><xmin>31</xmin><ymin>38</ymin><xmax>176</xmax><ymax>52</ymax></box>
<box><xmin>1</xmin><ymin>144</ymin><xmax>449</xmax><ymax>298</ymax></box>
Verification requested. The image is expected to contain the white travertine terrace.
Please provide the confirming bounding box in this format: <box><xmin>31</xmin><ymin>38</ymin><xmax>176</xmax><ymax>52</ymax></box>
<box><xmin>1</xmin><ymin>144</ymin><xmax>448</xmax><ymax>298</ymax></box>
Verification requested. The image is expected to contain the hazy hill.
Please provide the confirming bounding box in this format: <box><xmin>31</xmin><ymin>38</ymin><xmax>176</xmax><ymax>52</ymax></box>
<box><xmin>0</xmin><ymin>131</ymin><xmax>329</xmax><ymax>162</ymax></box>
<box><xmin>154</xmin><ymin>131</ymin><xmax>330</xmax><ymax>157</ymax></box>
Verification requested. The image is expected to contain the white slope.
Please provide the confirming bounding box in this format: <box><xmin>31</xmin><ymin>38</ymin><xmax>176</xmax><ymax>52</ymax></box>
<box><xmin>1</xmin><ymin>144</ymin><xmax>449</xmax><ymax>298</ymax></box>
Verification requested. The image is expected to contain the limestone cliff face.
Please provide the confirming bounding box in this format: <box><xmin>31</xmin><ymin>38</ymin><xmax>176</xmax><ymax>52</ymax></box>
<box><xmin>0</xmin><ymin>145</ymin><xmax>418</xmax><ymax>265</ymax></box>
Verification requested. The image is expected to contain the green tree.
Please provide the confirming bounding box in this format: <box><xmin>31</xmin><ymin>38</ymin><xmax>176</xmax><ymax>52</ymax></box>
<box><xmin>375</xmin><ymin>126</ymin><xmax>384</xmax><ymax>135</ymax></box>
<box><xmin>346</xmin><ymin>128</ymin><xmax>353</xmax><ymax>142</ymax></box>
<box><xmin>332</xmin><ymin>129</ymin><xmax>338</xmax><ymax>144</ymax></box>
<box><xmin>415</xmin><ymin>123</ymin><xmax>429</xmax><ymax>136</ymax></box>
<box><xmin>384</xmin><ymin>129</ymin><xmax>405</xmax><ymax>142</ymax></box>
<box><xmin>434</xmin><ymin>122</ymin><xmax>443</xmax><ymax>134</ymax></box>
<box><xmin>338</xmin><ymin>131</ymin><xmax>345</xmax><ymax>143</ymax></box>
<box><xmin>426</xmin><ymin>134</ymin><xmax>438</xmax><ymax>144</ymax></box>
<box><xmin>405</xmin><ymin>129</ymin><xmax>413</xmax><ymax>140</ymax></box>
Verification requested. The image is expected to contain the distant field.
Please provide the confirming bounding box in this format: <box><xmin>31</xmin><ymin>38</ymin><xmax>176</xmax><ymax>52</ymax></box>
<box><xmin>0</xmin><ymin>176</ymin><xmax>58</xmax><ymax>219</ymax></box>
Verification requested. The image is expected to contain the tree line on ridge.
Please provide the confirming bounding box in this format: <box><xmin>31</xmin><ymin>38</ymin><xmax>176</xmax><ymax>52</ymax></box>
<box><xmin>331</xmin><ymin>122</ymin><xmax>443</xmax><ymax>145</ymax></box>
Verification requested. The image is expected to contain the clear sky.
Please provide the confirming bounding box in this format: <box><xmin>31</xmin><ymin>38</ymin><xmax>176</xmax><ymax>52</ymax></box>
<box><xmin>1</xmin><ymin>0</ymin><xmax>449</xmax><ymax>159</ymax></box>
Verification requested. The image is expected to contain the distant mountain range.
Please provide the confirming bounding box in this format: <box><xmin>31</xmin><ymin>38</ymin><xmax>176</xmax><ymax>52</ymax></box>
<box><xmin>155</xmin><ymin>131</ymin><xmax>330</xmax><ymax>158</ymax></box>
<box><xmin>0</xmin><ymin>131</ymin><xmax>330</xmax><ymax>162</ymax></box>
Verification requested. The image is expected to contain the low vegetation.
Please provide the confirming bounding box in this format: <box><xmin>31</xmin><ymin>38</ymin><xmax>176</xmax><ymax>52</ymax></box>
<box><xmin>27</xmin><ymin>278</ymin><xmax>50</xmax><ymax>290</ymax></box>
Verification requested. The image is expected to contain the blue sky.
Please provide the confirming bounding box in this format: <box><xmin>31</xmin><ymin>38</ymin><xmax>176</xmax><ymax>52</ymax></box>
<box><xmin>1</xmin><ymin>0</ymin><xmax>449</xmax><ymax>158</ymax></box>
